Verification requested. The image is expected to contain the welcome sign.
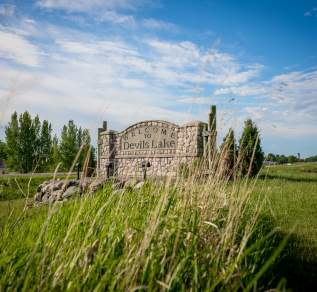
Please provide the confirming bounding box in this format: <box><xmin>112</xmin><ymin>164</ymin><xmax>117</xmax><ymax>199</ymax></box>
<box><xmin>119</xmin><ymin>122</ymin><xmax>177</xmax><ymax>157</ymax></box>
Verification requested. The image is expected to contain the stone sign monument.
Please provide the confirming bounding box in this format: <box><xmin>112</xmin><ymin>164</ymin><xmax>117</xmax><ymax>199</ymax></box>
<box><xmin>97</xmin><ymin>106</ymin><xmax>217</xmax><ymax>179</ymax></box>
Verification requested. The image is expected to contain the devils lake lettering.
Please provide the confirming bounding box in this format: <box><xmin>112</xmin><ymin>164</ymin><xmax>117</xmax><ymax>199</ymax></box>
<box><xmin>123</xmin><ymin>139</ymin><xmax>175</xmax><ymax>150</ymax></box>
<box><xmin>120</xmin><ymin>125</ymin><xmax>177</xmax><ymax>156</ymax></box>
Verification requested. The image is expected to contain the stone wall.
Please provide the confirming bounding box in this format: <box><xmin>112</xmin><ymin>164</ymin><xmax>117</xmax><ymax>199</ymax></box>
<box><xmin>97</xmin><ymin>120</ymin><xmax>206</xmax><ymax>179</ymax></box>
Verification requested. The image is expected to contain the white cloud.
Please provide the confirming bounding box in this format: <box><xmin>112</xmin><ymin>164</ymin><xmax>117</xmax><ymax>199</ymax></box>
<box><xmin>244</xmin><ymin>106</ymin><xmax>268</xmax><ymax>119</ymax></box>
<box><xmin>53</xmin><ymin>36</ymin><xmax>262</xmax><ymax>91</ymax></box>
<box><xmin>37</xmin><ymin>0</ymin><xmax>142</xmax><ymax>28</ymax></box>
<box><xmin>304</xmin><ymin>7</ymin><xmax>317</xmax><ymax>17</ymax></box>
<box><xmin>145</xmin><ymin>39</ymin><xmax>262</xmax><ymax>86</ymax></box>
<box><xmin>36</xmin><ymin>0</ymin><xmax>138</xmax><ymax>12</ymax></box>
<box><xmin>214</xmin><ymin>69</ymin><xmax>317</xmax><ymax>115</ymax></box>
<box><xmin>0</xmin><ymin>4</ymin><xmax>15</xmax><ymax>17</ymax></box>
<box><xmin>98</xmin><ymin>10</ymin><xmax>136</xmax><ymax>27</ymax></box>
<box><xmin>212</xmin><ymin>68</ymin><xmax>317</xmax><ymax>140</ymax></box>
<box><xmin>0</xmin><ymin>30</ymin><xmax>41</xmax><ymax>66</ymax></box>
<box><xmin>214</xmin><ymin>85</ymin><xmax>266</xmax><ymax>96</ymax></box>
<box><xmin>142</xmin><ymin>18</ymin><xmax>178</xmax><ymax>32</ymax></box>
<box><xmin>178</xmin><ymin>97</ymin><xmax>212</xmax><ymax>105</ymax></box>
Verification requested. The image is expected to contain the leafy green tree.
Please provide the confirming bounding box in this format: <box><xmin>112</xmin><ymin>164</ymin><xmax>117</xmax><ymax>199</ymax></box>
<box><xmin>5</xmin><ymin>112</ymin><xmax>20</xmax><ymax>171</ymax></box>
<box><xmin>0</xmin><ymin>140</ymin><xmax>7</xmax><ymax>162</ymax></box>
<box><xmin>80</xmin><ymin>129</ymin><xmax>91</xmax><ymax>159</ymax></box>
<box><xmin>288</xmin><ymin>155</ymin><xmax>298</xmax><ymax>164</ymax></box>
<box><xmin>38</xmin><ymin>120</ymin><xmax>53</xmax><ymax>171</ymax></box>
<box><xmin>50</xmin><ymin>135</ymin><xmax>60</xmax><ymax>171</ymax></box>
<box><xmin>266</xmin><ymin>153</ymin><xmax>276</xmax><ymax>162</ymax></box>
<box><xmin>238</xmin><ymin>119</ymin><xmax>264</xmax><ymax>177</ymax></box>
<box><xmin>5</xmin><ymin>113</ymin><xmax>94</xmax><ymax>174</ymax></box>
<box><xmin>80</xmin><ymin>129</ymin><xmax>96</xmax><ymax>176</ymax></box>
<box><xmin>77</xmin><ymin>127</ymin><xmax>83</xmax><ymax>150</ymax></box>
<box><xmin>32</xmin><ymin>115</ymin><xmax>42</xmax><ymax>168</ymax></box>
<box><xmin>59</xmin><ymin>120</ymin><xmax>79</xmax><ymax>170</ymax></box>
<box><xmin>18</xmin><ymin>111</ymin><xmax>37</xmax><ymax>172</ymax></box>
<box><xmin>220</xmin><ymin>128</ymin><xmax>237</xmax><ymax>178</ymax></box>
<box><xmin>305</xmin><ymin>155</ymin><xmax>317</xmax><ymax>162</ymax></box>
<box><xmin>276</xmin><ymin>154</ymin><xmax>288</xmax><ymax>164</ymax></box>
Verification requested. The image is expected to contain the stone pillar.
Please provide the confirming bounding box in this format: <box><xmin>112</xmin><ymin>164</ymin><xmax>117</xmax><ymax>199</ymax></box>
<box><xmin>203</xmin><ymin>123</ymin><xmax>208</xmax><ymax>158</ymax></box>
<box><xmin>208</xmin><ymin>105</ymin><xmax>217</xmax><ymax>169</ymax></box>
<box><xmin>97</xmin><ymin>121</ymin><xmax>108</xmax><ymax>177</ymax></box>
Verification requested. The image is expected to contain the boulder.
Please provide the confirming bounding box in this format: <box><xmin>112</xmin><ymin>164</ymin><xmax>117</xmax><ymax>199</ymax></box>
<box><xmin>112</xmin><ymin>181</ymin><xmax>124</xmax><ymax>190</ymax></box>
<box><xmin>134</xmin><ymin>181</ymin><xmax>145</xmax><ymax>189</ymax></box>
<box><xmin>42</xmin><ymin>193</ymin><xmax>50</xmax><ymax>203</ymax></box>
<box><xmin>67</xmin><ymin>180</ymin><xmax>79</xmax><ymax>188</ymax></box>
<box><xmin>49</xmin><ymin>190</ymin><xmax>62</xmax><ymax>203</ymax></box>
<box><xmin>52</xmin><ymin>181</ymin><xmax>64</xmax><ymax>191</ymax></box>
<box><xmin>42</xmin><ymin>183</ymin><xmax>54</xmax><ymax>194</ymax></box>
<box><xmin>34</xmin><ymin>192</ymin><xmax>42</xmax><ymax>202</ymax></box>
<box><xmin>62</xmin><ymin>186</ymin><xmax>79</xmax><ymax>199</ymax></box>
<box><xmin>124</xmin><ymin>179</ymin><xmax>138</xmax><ymax>188</ymax></box>
<box><xmin>89</xmin><ymin>177</ymin><xmax>108</xmax><ymax>193</ymax></box>
<box><xmin>34</xmin><ymin>176</ymin><xmax>112</xmax><ymax>204</ymax></box>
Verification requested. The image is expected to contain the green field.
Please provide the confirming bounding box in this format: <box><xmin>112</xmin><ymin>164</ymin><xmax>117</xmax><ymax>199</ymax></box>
<box><xmin>0</xmin><ymin>174</ymin><xmax>76</xmax><ymax>201</ymax></box>
<box><xmin>257</xmin><ymin>163</ymin><xmax>317</xmax><ymax>290</ymax></box>
<box><xmin>0</xmin><ymin>163</ymin><xmax>316</xmax><ymax>291</ymax></box>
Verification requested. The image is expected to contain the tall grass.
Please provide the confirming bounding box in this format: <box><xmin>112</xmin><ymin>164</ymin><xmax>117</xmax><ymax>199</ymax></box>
<box><xmin>0</xmin><ymin>150</ymin><xmax>284</xmax><ymax>291</ymax></box>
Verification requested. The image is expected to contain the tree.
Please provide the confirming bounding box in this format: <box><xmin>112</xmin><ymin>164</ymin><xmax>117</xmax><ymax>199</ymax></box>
<box><xmin>32</xmin><ymin>115</ymin><xmax>42</xmax><ymax>169</ymax></box>
<box><xmin>4</xmin><ymin>113</ymin><xmax>94</xmax><ymax>174</ymax></box>
<box><xmin>59</xmin><ymin>121</ymin><xmax>95</xmax><ymax>173</ymax></box>
<box><xmin>238</xmin><ymin>119</ymin><xmax>264</xmax><ymax>177</ymax></box>
<box><xmin>18</xmin><ymin>111</ymin><xmax>37</xmax><ymax>172</ymax></box>
<box><xmin>59</xmin><ymin>120</ymin><xmax>79</xmax><ymax>170</ymax></box>
<box><xmin>276</xmin><ymin>154</ymin><xmax>288</xmax><ymax>164</ymax></box>
<box><xmin>266</xmin><ymin>153</ymin><xmax>276</xmax><ymax>162</ymax></box>
<box><xmin>38</xmin><ymin>120</ymin><xmax>53</xmax><ymax>171</ymax></box>
<box><xmin>288</xmin><ymin>155</ymin><xmax>298</xmax><ymax>164</ymax></box>
<box><xmin>220</xmin><ymin>128</ymin><xmax>237</xmax><ymax>178</ymax></box>
<box><xmin>5</xmin><ymin>112</ymin><xmax>20</xmax><ymax>171</ymax></box>
<box><xmin>0</xmin><ymin>140</ymin><xmax>7</xmax><ymax>162</ymax></box>
<box><xmin>305</xmin><ymin>155</ymin><xmax>317</xmax><ymax>162</ymax></box>
<box><xmin>50</xmin><ymin>135</ymin><xmax>60</xmax><ymax>171</ymax></box>
<box><xmin>80</xmin><ymin>129</ymin><xmax>96</xmax><ymax>176</ymax></box>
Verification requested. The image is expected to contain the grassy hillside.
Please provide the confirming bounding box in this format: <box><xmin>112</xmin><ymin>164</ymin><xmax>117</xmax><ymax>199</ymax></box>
<box><xmin>0</xmin><ymin>163</ymin><xmax>316</xmax><ymax>291</ymax></box>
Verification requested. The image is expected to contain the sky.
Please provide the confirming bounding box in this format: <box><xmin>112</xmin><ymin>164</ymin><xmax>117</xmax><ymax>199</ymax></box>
<box><xmin>0</xmin><ymin>0</ymin><xmax>316</xmax><ymax>157</ymax></box>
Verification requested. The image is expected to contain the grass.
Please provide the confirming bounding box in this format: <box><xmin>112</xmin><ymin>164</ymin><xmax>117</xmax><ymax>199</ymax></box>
<box><xmin>0</xmin><ymin>172</ymin><xmax>278</xmax><ymax>291</ymax></box>
<box><xmin>0</xmin><ymin>174</ymin><xmax>75</xmax><ymax>201</ymax></box>
<box><xmin>0</xmin><ymin>163</ymin><xmax>316</xmax><ymax>290</ymax></box>
<box><xmin>256</xmin><ymin>163</ymin><xmax>317</xmax><ymax>290</ymax></box>
<box><xmin>0</xmin><ymin>199</ymin><xmax>28</xmax><ymax>228</ymax></box>
<box><xmin>259</xmin><ymin>163</ymin><xmax>317</xmax><ymax>258</ymax></box>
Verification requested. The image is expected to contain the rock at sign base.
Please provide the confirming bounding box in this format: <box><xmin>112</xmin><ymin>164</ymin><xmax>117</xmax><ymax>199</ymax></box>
<box><xmin>67</xmin><ymin>180</ymin><xmax>79</xmax><ymax>188</ymax></box>
<box><xmin>124</xmin><ymin>179</ymin><xmax>138</xmax><ymax>188</ymax></box>
<box><xmin>112</xmin><ymin>180</ymin><xmax>126</xmax><ymax>190</ymax></box>
<box><xmin>134</xmin><ymin>181</ymin><xmax>145</xmax><ymax>189</ymax></box>
<box><xmin>62</xmin><ymin>186</ymin><xmax>79</xmax><ymax>199</ymax></box>
<box><xmin>49</xmin><ymin>190</ymin><xmax>62</xmax><ymax>203</ymax></box>
<box><xmin>34</xmin><ymin>192</ymin><xmax>42</xmax><ymax>202</ymax></box>
<box><xmin>89</xmin><ymin>178</ymin><xmax>107</xmax><ymax>193</ymax></box>
<box><xmin>42</xmin><ymin>193</ymin><xmax>50</xmax><ymax>203</ymax></box>
<box><xmin>53</xmin><ymin>181</ymin><xmax>64</xmax><ymax>191</ymax></box>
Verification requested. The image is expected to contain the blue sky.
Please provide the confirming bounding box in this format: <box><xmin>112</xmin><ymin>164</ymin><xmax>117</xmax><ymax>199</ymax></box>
<box><xmin>0</xmin><ymin>0</ymin><xmax>316</xmax><ymax>157</ymax></box>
